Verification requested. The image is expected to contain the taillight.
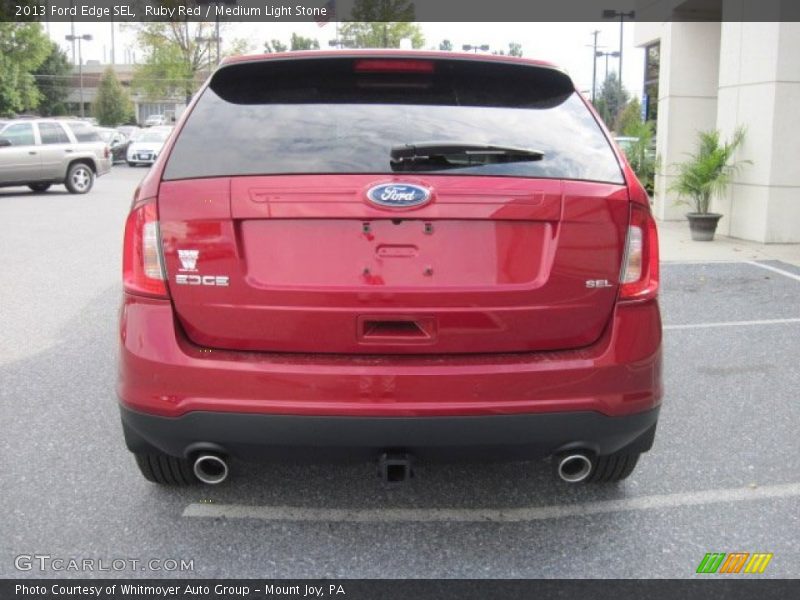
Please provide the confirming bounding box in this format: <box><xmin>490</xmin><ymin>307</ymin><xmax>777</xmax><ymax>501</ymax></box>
<box><xmin>122</xmin><ymin>199</ymin><xmax>168</xmax><ymax>298</ymax></box>
<box><xmin>619</xmin><ymin>204</ymin><xmax>659</xmax><ymax>302</ymax></box>
<box><xmin>104</xmin><ymin>145</ymin><xmax>110</xmax><ymax>159</ymax></box>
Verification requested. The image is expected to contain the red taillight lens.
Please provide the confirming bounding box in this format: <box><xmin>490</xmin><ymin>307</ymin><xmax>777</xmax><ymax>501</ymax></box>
<box><xmin>122</xmin><ymin>199</ymin><xmax>168</xmax><ymax>298</ymax></box>
<box><xmin>354</xmin><ymin>59</ymin><xmax>435</xmax><ymax>74</ymax></box>
<box><xmin>619</xmin><ymin>204</ymin><xmax>659</xmax><ymax>302</ymax></box>
<box><xmin>104</xmin><ymin>145</ymin><xmax>110</xmax><ymax>159</ymax></box>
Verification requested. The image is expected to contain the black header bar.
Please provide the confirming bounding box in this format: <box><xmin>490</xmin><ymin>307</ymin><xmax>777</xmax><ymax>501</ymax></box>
<box><xmin>2</xmin><ymin>0</ymin><xmax>799</xmax><ymax>23</ymax></box>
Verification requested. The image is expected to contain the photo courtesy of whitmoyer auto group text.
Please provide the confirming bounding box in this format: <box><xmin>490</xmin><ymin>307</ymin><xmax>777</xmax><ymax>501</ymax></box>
<box><xmin>0</xmin><ymin>0</ymin><xmax>798</xmax><ymax>597</ymax></box>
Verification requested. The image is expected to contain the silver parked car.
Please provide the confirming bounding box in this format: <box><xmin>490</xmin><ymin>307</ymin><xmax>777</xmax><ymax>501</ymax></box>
<box><xmin>126</xmin><ymin>127</ymin><xmax>171</xmax><ymax>167</ymax></box>
<box><xmin>0</xmin><ymin>119</ymin><xmax>112</xmax><ymax>194</ymax></box>
<box><xmin>143</xmin><ymin>114</ymin><xmax>166</xmax><ymax>127</ymax></box>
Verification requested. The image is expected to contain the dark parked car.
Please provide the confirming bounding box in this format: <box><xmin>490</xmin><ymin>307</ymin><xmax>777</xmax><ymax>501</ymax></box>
<box><xmin>97</xmin><ymin>127</ymin><xmax>129</xmax><ymax>164</ymax></box>
<box><xmin>117</xmin><ymin>125</ymin><xmax>141</xmax><ymax>140</ymax></box>
<box><xmin>119</xmin><ymin>51</ymin><xmax>661</xmax><ymax>487</ymax></box>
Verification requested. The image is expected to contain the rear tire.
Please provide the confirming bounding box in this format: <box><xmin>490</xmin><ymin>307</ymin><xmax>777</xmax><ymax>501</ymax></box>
<box><xmin>28</xmin><ymin>183</ymin><xmax>51</xmax><ymax>192</ymax></box>
<box><xmin>587</xmin><ymin>452</ymin><xmax>640</xmax><ymax>483</ymax></box>
<box><xmin>65</xmin><ymin>162</ymin><xmax>95</xmax><ymax>194</ymax></box>
<box><xmin>134</xmin><ymin>453</ymin><xmax>196</xmax><ymax>485</ymax></box>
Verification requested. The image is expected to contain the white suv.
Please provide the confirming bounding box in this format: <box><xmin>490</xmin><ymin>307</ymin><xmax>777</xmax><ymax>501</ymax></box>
<box><xmin>0</xmin><ymin>119</ymin><xmax>112</xmax><ymax>194</ymax></box>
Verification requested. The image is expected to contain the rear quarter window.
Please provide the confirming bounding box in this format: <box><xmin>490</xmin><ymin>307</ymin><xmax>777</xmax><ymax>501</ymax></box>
<box><xmin>164</xmin><ymin>57</ymin><xmax>623</xmax><ymax>184</ymax></box>
<box><xmin>66</xmin><ymin>122</ymin><xmax>101</xmax><ymax>142</ymax></box>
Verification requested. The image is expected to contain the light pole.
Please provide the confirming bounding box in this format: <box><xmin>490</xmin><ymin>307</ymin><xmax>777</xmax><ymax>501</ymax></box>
<box><xmin>462</xmin><ymin>44</ymin><xmax>490</xmax><ymax>54</ymax></box>
<box><xmin>588</xmin><ymin>30</ymin><xmax>602</xmax><ymax>102</ymax></box>
<box><xmin>110</xmin><ymin>17</ymin><xmax>115</xmax><ymax>65</ymax></box>
<box><xmin>197</xmin><ymin>0</ymin><xmax>236</xmax><ymax>63</ymax></box>
<box><xmin>596</xmin><ymin>50</ymin><xmax>620</xmax><ymax>81</ymax></box>
<box><xmin>65</xmin><ymin>33</ymin><xmax>92</xmax><ymax>118</ymax></box>
<box><xmin>195</xmin><ymin>36</ymin><xmax>218</xmax><ymax>74</ymax></box>
<box><xmin>602</xmin><ymin>9</ymin><xmax>636</xmax><ymax>94</ymax></box>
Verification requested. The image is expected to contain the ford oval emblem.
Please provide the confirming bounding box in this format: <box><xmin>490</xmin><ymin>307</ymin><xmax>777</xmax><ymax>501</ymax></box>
<box><xmin>366</xmin><ymin>183</ymin><xmax>431</xmax><ymax>209</ymax></box>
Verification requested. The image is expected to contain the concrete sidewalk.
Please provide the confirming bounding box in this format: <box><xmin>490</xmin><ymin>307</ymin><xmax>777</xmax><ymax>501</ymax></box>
<box><xmin>658</xmin><ymin>219</ymin><xmax>800</xmax><ymax>266</ymax></box>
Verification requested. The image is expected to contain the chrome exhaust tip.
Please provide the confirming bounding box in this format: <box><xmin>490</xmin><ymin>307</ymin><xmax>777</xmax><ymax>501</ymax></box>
<box><xmin>193</xmin><ymin>454</ymin><xmax>229</xmax><ymax>485</ymax></box>
<box><xmin>556</xmin><ymin>453</ymin><xmax>593</xmax><ymax>483</ymax></box>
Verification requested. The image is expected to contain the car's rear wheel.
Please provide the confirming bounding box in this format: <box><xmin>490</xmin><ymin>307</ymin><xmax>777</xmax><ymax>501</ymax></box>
<box><xmin>65</xmin><ymin>163</ymin><xmax>94</xmax><ymax>194</ymax></box>
<box><xmin>587</xmin><ymin>451</ymin><xmax>640</xmax><ymax>483</ymax></box>
<box><xmin>134</xmin><ymin>452</ymin><xmax>196</xmax><ymax>485</ymax></box>
<box><xmin>28</xmin><ymin>183</ymin><xmax>51</xmax><ymax>192</ymax></box>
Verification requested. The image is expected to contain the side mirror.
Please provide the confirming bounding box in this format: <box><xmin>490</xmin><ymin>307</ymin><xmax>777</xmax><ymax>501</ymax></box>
<box><xmin>0</xmin><ymin>138</ymin><xmax>11</xmax><ymax>147</ymax></box>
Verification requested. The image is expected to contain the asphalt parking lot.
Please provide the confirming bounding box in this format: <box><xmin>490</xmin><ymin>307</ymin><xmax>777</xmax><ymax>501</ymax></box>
<box><xmin>1</xmin><ymin>166</ymin><xmax>798</xmax><ymax>578</ymax></box>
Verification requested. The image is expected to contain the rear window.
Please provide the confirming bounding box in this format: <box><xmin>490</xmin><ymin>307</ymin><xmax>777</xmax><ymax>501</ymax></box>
<box><xmin>97</xmin><ymin>129</ymin><xmax>115</xmax><ymax>143</ymax></box>
<box><xmin>164</xmin><ymin>57</ymin><xmax>623</xmax><ymax>184</ymax></box>
<box><xmin>138</xmin><ymin>130</ymin><xmax>169</xmax><ymax>143</ymax></box>
<box><xmin>65</xmin><ymin>122</ymin><xmax>100</xmax><ymax>142</ymax></box>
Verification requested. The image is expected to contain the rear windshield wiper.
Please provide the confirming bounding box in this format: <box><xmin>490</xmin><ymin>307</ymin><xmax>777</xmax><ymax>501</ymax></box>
<box><xmin>390</xmin><ymin>141</ymin><xmax>544</xmax><ymax>172</ymax></box>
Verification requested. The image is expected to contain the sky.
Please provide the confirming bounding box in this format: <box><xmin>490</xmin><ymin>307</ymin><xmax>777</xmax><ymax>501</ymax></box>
<box><xmin>42</xmin><ymin>21</ymin><xmax>644</xmax><ymax>99</ymax></box>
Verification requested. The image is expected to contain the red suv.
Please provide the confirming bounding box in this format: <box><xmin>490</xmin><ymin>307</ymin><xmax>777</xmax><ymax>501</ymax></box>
<box><xmin>118</xmin><ymin>51</ymin><xmax>661</xmax><ymax>486</ymax></box>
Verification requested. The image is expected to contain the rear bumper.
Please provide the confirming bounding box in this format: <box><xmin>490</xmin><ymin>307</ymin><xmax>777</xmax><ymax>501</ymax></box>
<box><xmin>120</xmin><ymin>404</ymin><xmax>660</xmax><ymax>461</ymax></box>
<box><xmin>96</xmin><ymin>157</ymin><xmax>112</xmax><ymax>176</ymax></box>
<box><xmin>118</xmin><ymin>295</ymin><xmax>662</xmax><ymax>419</ymax></box>
<box><xmin>118</xmin><ymin>294</ymin><xmax>662</xmax><ymax>457</ymax></box>
<box><xmin>128</xmin><ymin>154</ymin><xmax>157</xmax><ymax>164</ymax></box>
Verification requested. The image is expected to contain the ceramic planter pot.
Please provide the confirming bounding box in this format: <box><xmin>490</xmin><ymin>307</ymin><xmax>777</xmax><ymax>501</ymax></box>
<box><xmin>687</xmin><ymin>213</ymin><xmax>723</xmax><ymax>242</ymax></box>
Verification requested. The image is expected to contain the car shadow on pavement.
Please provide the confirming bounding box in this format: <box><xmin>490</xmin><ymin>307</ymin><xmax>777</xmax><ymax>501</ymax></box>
<box><xmin>0</xmin><ymin>188</ymin><xmax>72</xmax><ymax>198</ymax></box>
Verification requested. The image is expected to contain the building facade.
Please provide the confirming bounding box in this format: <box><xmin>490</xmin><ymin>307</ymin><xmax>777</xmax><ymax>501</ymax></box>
<box><xmin>635</xmin><ymin>0</ymin><xmax>800</xmax><ymax>243</ymax></box>
<box><xmin>66</xmin><ymin>62</ymin><xmax>188</xmax><ymax>126</ymax></box>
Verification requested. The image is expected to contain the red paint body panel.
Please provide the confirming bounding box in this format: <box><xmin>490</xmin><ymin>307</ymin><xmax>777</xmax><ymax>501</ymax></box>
<box><xmin>220</xmin><ymin>49</ymin><xmax>562</xmax><ymax>71</ymax></box>
<box><xmin>118</xmin><ymin>294</ymin><xmax>662</xmax><ymax>418</ymax></box>
<box><xmin>159</xmin><ymin>176</ymin><xmax>629</xmax><ymax>354</ymax></box>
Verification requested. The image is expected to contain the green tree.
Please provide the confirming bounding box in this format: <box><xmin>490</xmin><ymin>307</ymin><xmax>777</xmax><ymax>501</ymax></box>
<box><xmin>593</xmin><ymin>71</ymin><xmax>630</xmax><ymax>129</ymax></box>
<box><xmin>439</xmin><ymin>39</ymin><xmax>453</xmax><ymax>51</ymax></box>
<box><xmin>615</xmin><ymin>97</ymin><xmax>642</xmax><ymax>135</ymax></box>
<box><xmin>264</xmin><ymin>39</ymin><xmax>288</xmax><ymax>53</ymax></box>
<box><xmin>290</xmin><ymin>33</ymin><xmax>320</xmax><ymax>51</ymax></box>
<box><xmin>340</xmin><ymin>0</ymin><xmax>425</xmax><ymax>49</ymax></box>
<box><xmin>508</xmin><ymin>42</ymin><xmax>523</xmax><ymax>57</ymax></box>
<box><xmin>131</xmin><ymin>22</ymin><xmax>212</xmax><ymax>103</ymax></box>
<box><xmin>0</xmin><ymin>23</ymin><xmax>50</xmax><ymax>115</ymax></box>
<box><xmin>130</xmin><ymin>20</ymin><xmax>248</xmax><ymax>103</ymax></box>
<box><xmin>33</xmin><ymin>42</ymin><xmax>72</xmax><ymax>116</ymax></box>
<box><xmin>94</xmin><ymin>67</ymin><xmax>133</xmax><ymax>126</ymax></box>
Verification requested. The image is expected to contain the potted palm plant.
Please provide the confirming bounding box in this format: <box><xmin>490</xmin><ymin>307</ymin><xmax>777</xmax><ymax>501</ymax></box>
<box><xmin>670</xmin><ymin>127</ymin><xmax>750</xmax><ymax>241</ymax></box>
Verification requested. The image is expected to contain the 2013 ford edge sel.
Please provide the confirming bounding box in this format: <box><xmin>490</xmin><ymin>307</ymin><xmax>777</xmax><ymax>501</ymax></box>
<box><xmin>118</xmin><ymin>51</ymin><xmax>662</xmax><ymax>486</ymax></box>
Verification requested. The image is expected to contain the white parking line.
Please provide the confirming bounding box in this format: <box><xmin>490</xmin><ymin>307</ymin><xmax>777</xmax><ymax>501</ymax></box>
<box><xmin>747</xmin><ymin>261</ymin><xmax>800</xmax><ymax>283</ymax></box>
<box><xmin>183</xmin><ymin>482</ymin><xmax>800</xmax><ymax>523</ymax></box>
<box><xmin>661</xmin><ymin>260</ymin><xmax>749</xmax><ymax>265</ymax></box>
<box><xmin>664</xmin><ymin>318</ymin><xmax>800</xmax><ymax>330</ymax></box>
